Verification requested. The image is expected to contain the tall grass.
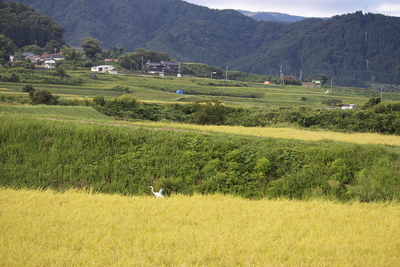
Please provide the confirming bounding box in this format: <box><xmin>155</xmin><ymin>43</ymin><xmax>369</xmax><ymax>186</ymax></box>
<box><xmin>0</xmin><ymin>188</ymin><xmax>399</xmax><ymax>266</ymax></box>
<box><xmin>1</xmin><ymin>115</ymin><xmax>399</xmax><ymax>201</ymax></box>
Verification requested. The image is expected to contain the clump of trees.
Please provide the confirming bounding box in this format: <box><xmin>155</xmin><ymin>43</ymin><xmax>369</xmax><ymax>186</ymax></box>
<box><xmin>0</xmin><ymin>35</ymin><xmax>15</xmax><ymax>63</ymax></box>
<box><xmin>29</xmin><ymin>89</ymin><xmax>59</xmax><ymax>105</ymax></box>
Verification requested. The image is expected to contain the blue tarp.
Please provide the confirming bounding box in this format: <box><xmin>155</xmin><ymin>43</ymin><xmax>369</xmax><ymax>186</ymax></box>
<box><xmin>176</xmin><ymin>90</ymin><xmax>184</xmax><ymax>94</ymax></box>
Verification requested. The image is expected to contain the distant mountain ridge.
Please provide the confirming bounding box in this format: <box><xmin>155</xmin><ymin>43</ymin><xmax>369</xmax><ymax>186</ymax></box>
<box><xmin>237</xmin><ymin>10</ymin><xmax>324</xmax><ymax>23</ymax></box>
<box><xmin>5</xmin><ymin>0</ymin><xmax>400</xmax><ymax>87</ymax></box>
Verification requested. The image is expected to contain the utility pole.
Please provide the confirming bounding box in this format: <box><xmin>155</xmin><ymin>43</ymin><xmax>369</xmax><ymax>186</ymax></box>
<box><xmin>280</xmin><ymin>65</ymin><xmax>284</xmax><ymax>85</ymax></box>
<box><xmin>225</xmin><ymin>66</ymin><xmax>228</xmax><ymax>80</ymax></box>
<box><xmin>372</xmin><ymin>76</ymin><xmax>375</xmax><ymax>91</ymax></box>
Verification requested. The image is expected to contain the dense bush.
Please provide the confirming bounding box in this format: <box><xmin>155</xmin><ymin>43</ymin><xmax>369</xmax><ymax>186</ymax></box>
<box><xmin>21</xmin><ymin>84</ymin><xmax>35</xmax><ymax>93</ymax></box>
<box><xmin>29</xmin><ymin>89</ymin><xmax>59</xmax><ymax>105</ymax></box>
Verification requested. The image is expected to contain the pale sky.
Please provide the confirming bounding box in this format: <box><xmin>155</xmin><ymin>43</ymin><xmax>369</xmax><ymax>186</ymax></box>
<box><xmin>184</xmin><ymin>0</ymin><xmax>400</xmax><ymax>17</ymax></box>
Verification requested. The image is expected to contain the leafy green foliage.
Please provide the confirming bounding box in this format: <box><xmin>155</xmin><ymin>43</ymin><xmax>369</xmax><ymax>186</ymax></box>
<box><xmin>60</xmin><ymin>45</ymin><xmax>79</xmax><ymax>61</ymax></box>
<box><xmin>118</xmin><ymin>53</ymin><xmax>139</xmax><ymax>71</ymax></box>
<box><xmin>21</xmin><ymin>84</ymin><xmax>35</xmax><ymax>92</ymax></box>
<box><xmin>190</xmin><ymin>99</ymin><xmax>226</xmax><ymax>125</ymax></box>
<box><xmin>81</xmin><ymin>37</ymin><xmax>102</xmax><ymax>59</ymax></box>
<box><xmin>29</xmin><ymin>89</ymin><xmax>59</xmax><ymax>105</ymax></box>
<box><xmin>363</xmin><ymin>97</ymin><xmax>381</xmax><ymax>108</ymax></box>
<box><xmin>0</xmin><ymin>35</ymin><xmax>15</xmax><ymax>60</ymax></box>
<box><xmin>93</xmin><ymin>95</ymin><xmax>106</xmax><ymax>106</ymax></box>
<box><xmin>322</xmin><ymin>99</ymin><xmax>342</xmax><ymax>108</ymax></box>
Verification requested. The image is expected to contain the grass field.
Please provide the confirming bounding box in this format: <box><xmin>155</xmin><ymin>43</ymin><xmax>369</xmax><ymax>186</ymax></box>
<box><xmin>0</xmin><ymin>105</ymin><xmax>109</xmax><ymax>120</ymax></box>
<box><xmin>1</xmin><ymin>188</ymin><xmax>399</xmax><ymax>266</ymax></box>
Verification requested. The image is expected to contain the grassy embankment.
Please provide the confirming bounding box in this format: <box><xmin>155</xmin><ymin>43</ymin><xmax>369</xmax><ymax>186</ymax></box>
<box><xmin>1</xmin><ymin>188</ymin><xmax>399</xmax><ymax>266</ymax></box>
<box><xmin>1</xmin><ymin>114</ymin><xmax>400</xmax><ymax>201</ymax></box>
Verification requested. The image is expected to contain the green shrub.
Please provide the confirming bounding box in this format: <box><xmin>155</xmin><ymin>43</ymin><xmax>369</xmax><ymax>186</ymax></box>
<box><xmin>29</xmin><ymin>89</ymin><xmax>59</xmax><ymax>105</ymax></box>
<box><xmin>21</xmin><ymin>84</ymin><xmax>35</xmax><ymax>93</ymax></box>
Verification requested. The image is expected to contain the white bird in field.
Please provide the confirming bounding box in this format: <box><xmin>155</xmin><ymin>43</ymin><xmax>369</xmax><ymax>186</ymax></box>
<box><xmin>150</xmin><ymin>186</ymin><xmax>165</xmax><ymax>198</ymax></box>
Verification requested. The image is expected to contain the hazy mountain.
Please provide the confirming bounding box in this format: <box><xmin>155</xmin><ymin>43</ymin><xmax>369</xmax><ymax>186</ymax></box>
<box><xmin>237</xmin><ymin>10</ymin><xmax>314</xmax><ymax>23</ymax></box>
<box><xmin>5</xmin><ymin>0</ymin><xmax>400</xmax><ymax>87</ymax></box>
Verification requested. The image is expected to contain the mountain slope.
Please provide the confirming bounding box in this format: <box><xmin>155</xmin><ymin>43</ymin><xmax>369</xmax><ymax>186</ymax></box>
<box><xmin>6</xmin><ymin>0</ymin><xmax>400</xmax><ymax>87</ymax></box>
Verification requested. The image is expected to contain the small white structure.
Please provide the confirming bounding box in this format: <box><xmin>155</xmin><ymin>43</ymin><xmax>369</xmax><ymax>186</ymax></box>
<box><xmin>340</xmin><ymin>104</ymin><xmax>356</xmax><ymax>110</ymax></box>
<box><xmin>108</xmin><ymin>68</ymin><xmax>118</xmax><ymax>74</ymax></box>
<box><xmin>44</xmin><ymin>59</ymin><xmax>56</xmax><ymax>70</ymax></box>
<box><xmin>91</xmin><ymin>65</ymin><xmax>117</xmax><ymax>73</ymax></box>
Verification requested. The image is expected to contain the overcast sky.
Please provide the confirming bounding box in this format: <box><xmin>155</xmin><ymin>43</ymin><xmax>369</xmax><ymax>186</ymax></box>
<box><xmin>184</xmin><ymin>0</ymin><xmax>400</xmax><ymax>17</ymax></box>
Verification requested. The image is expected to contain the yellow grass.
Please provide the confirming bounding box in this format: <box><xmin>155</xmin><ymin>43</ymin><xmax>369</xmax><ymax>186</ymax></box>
<box><xmin>1</xmin><ymin>188</ymin><xmax>399</xmax><ymax>266</ymax></box>
<box><xmin>124</xmin><ymin>121</ymin><xmax>400</xmax><ymax>147</ymax></box>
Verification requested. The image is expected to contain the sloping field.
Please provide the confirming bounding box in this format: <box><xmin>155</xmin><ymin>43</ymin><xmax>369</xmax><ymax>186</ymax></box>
<box><xmin>0</xmin><ymin>71</ymin><xmax>384</xmax><ymax>108</ymax></box>
<box><xmin>0</xmin><ymin>105</ymin><xmax>109</xmax><ymax>120</ymax></box>
<box><xmin>113</xmin><ymin>120</ymin><xmax>400</xmax><ymax>147</ymax></box>
<box><xmin>0</xmin><ymin>188</ymin><xmax>399</xmax><ymax>266</ymax></box>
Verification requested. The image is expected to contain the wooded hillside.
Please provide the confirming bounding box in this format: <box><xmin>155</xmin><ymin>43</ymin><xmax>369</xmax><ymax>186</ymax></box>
<box><xmin>0</xmin><ymin>0</ymin><xmax>65</xmax><ymax>49</ymax></box>
<box><xmin>4</xmin><ymin>0</ymin><xmax>400</xmax><ymax>87</ymax></box>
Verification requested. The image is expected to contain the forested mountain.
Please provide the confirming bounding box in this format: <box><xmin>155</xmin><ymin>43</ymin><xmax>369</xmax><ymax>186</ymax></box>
<box><xmin>0</xmin><ymin>0</ymin><xmax>65</xmax><ymax>49</ymax></box>
<box><xmin>4</xmin><ymin>0</ymin><xmax>400</xmax><ymax>87</ymax></box>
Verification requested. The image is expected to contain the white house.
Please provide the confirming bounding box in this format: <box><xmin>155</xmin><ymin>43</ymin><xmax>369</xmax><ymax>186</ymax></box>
<box><xmin>91</xmin><ymin>65</ymin><xmax>117</xmax><ymax>74</ymax></box>
<box><xmin>340</xmin><ymin>104</ymin><xmax>357</xmax><ymax>110</ymax></box>
<box><xmin>44</xmin><ymin>59</ymin><xmax>56</xmax><ymax>70</ymax></box>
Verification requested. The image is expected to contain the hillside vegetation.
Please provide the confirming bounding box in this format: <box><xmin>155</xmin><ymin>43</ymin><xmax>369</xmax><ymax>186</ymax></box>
<box><xmin>1</xmin><ymin>115</ymin><xmax>400</xmax><ymax>202</ymax></box>
<box><xmin>6</xmin><ymin>0</ymin><xmax>400</xmax><ymax>86</ymax></box>
<box><xmin>0</xmin><ymin>0</ymin><xmax>65</xmax><ymax>50</ymax></box>
<box><xmin>1</xmin><ymin>188</ymin><xmax>399</xmax><ymax>266</ymax></box>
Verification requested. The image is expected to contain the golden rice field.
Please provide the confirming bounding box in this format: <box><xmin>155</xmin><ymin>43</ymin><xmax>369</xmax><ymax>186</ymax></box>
<box><xmin>1</xmin><ymin>188</ymin><xmax>399</xmax><ymax>266</ymax></box>
<box><xmin>122</xmin><ymin>120</ymin><xmax>400</xmax><ymax>147</ymax></box>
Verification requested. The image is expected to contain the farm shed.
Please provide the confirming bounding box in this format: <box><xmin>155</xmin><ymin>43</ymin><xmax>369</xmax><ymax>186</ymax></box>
<box><xmin>91</xmin><ymin>65</ymin><xmax>117</xmax><ymax>74</ymax></box>
<box><xmin>340</xmin><ymin>104</ymin><xmax>357</xmax><ymax>109</ymax></box>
